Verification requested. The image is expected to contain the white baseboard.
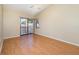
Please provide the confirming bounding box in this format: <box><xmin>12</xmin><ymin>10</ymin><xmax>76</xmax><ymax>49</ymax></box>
<box><xmin>3</xmin><ymin>34</ymin><xmax>79</xmax><ymax>47</ymax></box>
<box><xmin>0</xmin><ymin>35</ymin><xmax>20</xmax><ymax>53</ymax></box>
<box><xmin>35</xmin><ymin>33</ymin><xmax>79</xmax><ymax>47</ymax></box>
<box><xmin>3</xmin><ymin>35</ymin><xmax>20</xmax><ymax>40</ymax></box>
<box><xmin>0</xmin><ymin>39</ymin><xmax>4</xmax><ymax>53</ymax></box>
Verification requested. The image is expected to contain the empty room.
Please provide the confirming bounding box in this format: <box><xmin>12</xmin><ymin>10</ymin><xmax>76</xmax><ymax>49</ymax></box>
<box><xmin>0</xmin><ymin>4</ymin><xmax>79</xmax><ymax>55</ymax></box>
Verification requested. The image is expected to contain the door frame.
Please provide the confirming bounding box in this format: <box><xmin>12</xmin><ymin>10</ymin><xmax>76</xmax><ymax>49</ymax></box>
<box><xmin>20</xmin><ymin>17</ymin><xmax>28</xmax><ymax>36</ymax></box>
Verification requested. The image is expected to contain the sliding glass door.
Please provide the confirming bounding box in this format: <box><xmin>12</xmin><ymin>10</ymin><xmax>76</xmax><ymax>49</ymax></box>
<box><xmin>27</xmin><ymin>19</ymin><xmax>34</xmax><ymax>34</ymax></box>
<box><xmin>20</xmin><ymin>18</ymin><xmax>28</xmax><ymax>35</ymax></box>
<box><xmin>20</xmin><ymin>17</ymin><xmax>34</xmax><ymax>35</ymax></box>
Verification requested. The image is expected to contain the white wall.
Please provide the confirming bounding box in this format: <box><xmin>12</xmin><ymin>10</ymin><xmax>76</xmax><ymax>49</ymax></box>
<box><xmin>35</xmin><ymin>5</ymin><xmax>79</xmax><ymax>45</ymax></box>
<box><xmin>0</xmin><ymin>5</ymin><xmax>3</xmax><ymax>53</ymax></box>
<box><xmin>3</xmin><ymin>5</ymin><xmax>30</xmax><ymax>39</ymax></box>
<box><xmin>0</xmin><ymin>5</ymin><xmax>2</xmax><ymax>42</ymax></box>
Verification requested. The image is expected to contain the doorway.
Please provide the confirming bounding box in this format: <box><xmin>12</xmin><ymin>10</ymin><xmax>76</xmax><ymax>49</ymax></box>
<box><xmin>20</xmin><ymin>17</ymin><xmax>34</xmax><ymax>36</ymax></box>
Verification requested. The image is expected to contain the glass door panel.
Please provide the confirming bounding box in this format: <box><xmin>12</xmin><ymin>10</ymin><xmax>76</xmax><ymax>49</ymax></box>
<box><xmin>20</xmin><ymin>18</ymin><xmax>27</xmax><ymax>35</ymax></box>
<box><xmin>28</xmin><ymin>20</ymin><xmax>34</xmax><ymax>34</ymax></box>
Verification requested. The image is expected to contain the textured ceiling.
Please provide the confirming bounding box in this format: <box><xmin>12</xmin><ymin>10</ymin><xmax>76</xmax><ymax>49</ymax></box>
<box><xmin>4</xmin><ymin>4</ymin><xmax>51</xmax><ymax>16</ymax></box>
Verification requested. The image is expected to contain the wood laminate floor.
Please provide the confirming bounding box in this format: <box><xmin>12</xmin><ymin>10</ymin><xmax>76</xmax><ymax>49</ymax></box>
<box><xmin>1</xmin><ymin>34</ymin><xmax>79</xmax><ymax>55</ymax></box>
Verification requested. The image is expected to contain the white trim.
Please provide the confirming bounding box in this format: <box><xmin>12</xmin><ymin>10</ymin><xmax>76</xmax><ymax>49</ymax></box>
<box><xmin>35</xmin><ymin>33</ymin><xmax>79</xmax><ymax>47</ymax></box>
<box><xmin>0</xmin><ymin>39</ymin><xmax>4</xmax><ymax>53</ymax></box>
<box><xmin>3</xmin><ymin>35</ymin><xmax>20</xmax><ymax>40</ymax></box>
<box><xmin>0</xmin><ymin>35</ymin><xmax>20</xmax><ymax>53</ymax></box>
<box><xmin>3</xmin><ymin>34</ymin><xmax>79</xmax><ymax>47</ymax></box>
